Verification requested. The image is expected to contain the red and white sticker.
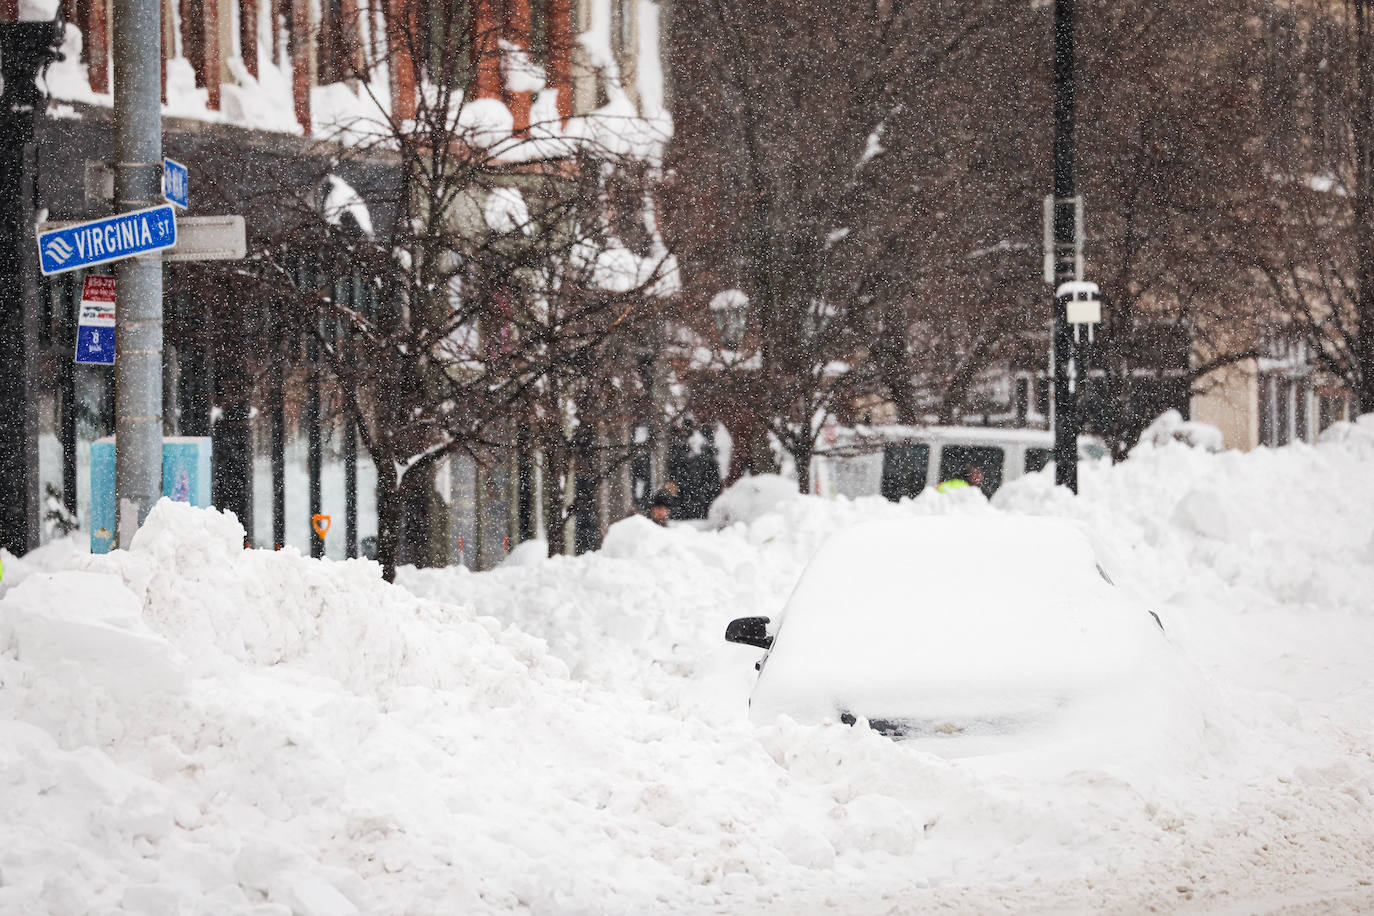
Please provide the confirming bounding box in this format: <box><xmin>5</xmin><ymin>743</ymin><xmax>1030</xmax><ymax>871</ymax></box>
<box><xmin>78</xmin><ymin>275</ymin><xmax>116</xmax><ymax>327</ymax></box>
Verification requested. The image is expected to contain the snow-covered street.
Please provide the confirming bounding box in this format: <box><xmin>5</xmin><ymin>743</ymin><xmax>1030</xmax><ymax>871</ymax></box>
<box><xmin>4</xmin><ymin>420</ymin><xmax>1374</xmax><ymax>914</ymax></box>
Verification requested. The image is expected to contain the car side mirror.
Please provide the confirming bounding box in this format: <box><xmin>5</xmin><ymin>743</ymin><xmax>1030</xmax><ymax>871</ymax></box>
<box><xmin>725</xmin><ymin>616</ymin><xmax>773</xmax><ymax>650</ymax></box>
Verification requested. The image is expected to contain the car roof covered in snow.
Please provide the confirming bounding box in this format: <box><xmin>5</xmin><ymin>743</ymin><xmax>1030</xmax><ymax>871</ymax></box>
<box><xmin>817</xmin><ymin>424</ymin><xmax>1105</xmax><ymax>455</ymax></box>
<box><xmin>748</xmin><ymin>515</ymin><xmax>1167</xmax><ymax>728</ymax></box>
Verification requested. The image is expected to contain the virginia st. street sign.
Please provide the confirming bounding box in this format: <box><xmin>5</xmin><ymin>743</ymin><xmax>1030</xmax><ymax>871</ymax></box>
<box><xmin>37</xmin><ymin>204</ymin><xmax>177</xmax><ymax>275</ymax></box>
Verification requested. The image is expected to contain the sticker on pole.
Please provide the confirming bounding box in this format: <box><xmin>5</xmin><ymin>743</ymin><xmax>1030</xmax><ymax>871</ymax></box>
<box><xmin>311</xmin><ymin>514</ymin><xmax>332</xmax><ymax>539</ymax></box>
<box><xmin>75</xmin><ymin>274</ymin><xmax>116</xmax><ymax>365</ymax></box>
<box><xmin>38</xmin><ymin>204</ymin><xmax>177</xmax><ymax>275</ymax></box>
<box><xmin>162</xmin><ymin>158</ymin><xmax>189</xmax><ymax>209</ymax></box>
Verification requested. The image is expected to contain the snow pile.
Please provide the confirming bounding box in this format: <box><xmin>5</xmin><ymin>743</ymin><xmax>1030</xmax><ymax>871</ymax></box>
<box><xmin>706</xmin><ymin>473</ymin><xmax>803</xmax><ymax>528</ymax></box>
<box><xmin>0</xmin><ymin>502</ymin><xmax>585</xmax><ymax>913</ymax></box>
<box><xmin>5</xmin><ymin>421</ymin><xmax>1374</xmax><ymax>910</ymax></box>
<box><xmin>1134</xmin><ymin>408</ymin><xmax>1225</xmax><ymax>452</ymax></box>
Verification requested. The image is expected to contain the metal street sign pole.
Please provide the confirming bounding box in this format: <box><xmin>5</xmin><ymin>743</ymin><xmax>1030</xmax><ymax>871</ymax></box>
<box><xmin>112</xmin><ymin>0</ymin><xmax>164</xmax><ymax>545</ymax></box>
<box><xmin>1052</xmin><ymin>0</ymin><xmax>1080</xmax><ymax>494</ymax></box>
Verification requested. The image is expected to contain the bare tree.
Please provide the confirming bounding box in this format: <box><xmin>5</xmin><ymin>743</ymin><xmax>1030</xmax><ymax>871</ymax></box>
<box><xmin>209</xmin><ymin>0</ymin><xmax>675</xmax><ymax>578</ymax></box>
<box><xmin>1253</xmin><ymin>0</ymin><xmax>1374</xmax><ymax>414</ymax></box>
<box><xmin>664</xmin><ymin>0</ymin><xmax>1005</xmax><ymax>491</ymax></box>
<box><xmin>1066</xmin><ymin>0</ymin><xmax>1276</xmax><ymax>454</ymax></box>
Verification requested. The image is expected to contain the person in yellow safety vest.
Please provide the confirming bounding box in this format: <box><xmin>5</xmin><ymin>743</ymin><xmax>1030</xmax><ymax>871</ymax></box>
<box><xmin>937</xmin><ymin>463</ymin><xmax>986</xmax><ymax>495</ymax></box>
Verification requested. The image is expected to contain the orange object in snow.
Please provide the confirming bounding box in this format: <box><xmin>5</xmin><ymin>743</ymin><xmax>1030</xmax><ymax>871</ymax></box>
<box><xmin>311</xmin><ymin>514</ymin><xmax>332</xmax><ymax>539</ymax></box>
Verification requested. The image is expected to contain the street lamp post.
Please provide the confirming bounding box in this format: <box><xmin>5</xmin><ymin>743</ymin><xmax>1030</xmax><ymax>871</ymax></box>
<box><xmin>1051</xmin><ymin>0</ymin><xmax>1080</xmax><ymax>492</ymax></box>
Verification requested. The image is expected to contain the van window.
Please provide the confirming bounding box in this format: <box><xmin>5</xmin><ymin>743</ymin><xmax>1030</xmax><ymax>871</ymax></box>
<box><xmin>1025</xmin><ymin>448</ymin><xmax>1053</xmax><ymax>474</ymax></box>
<box><xmin>938</xmin><ymin>445</ymin><xmax>1004</xmax><ymax>496</ymax></box>
<box><xmin>881</xmin><ymin>444</ymin><xmax>929</xmax><ymax>501</ymax></box>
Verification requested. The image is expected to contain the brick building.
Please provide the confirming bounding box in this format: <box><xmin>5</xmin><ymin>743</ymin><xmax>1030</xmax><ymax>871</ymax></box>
<box><xmin>8</xmin><ymin>0</ymin><xmax>673</xmax><ymax>561</ymax></box>
<box><xmin>46</xmin><ymin>0</ymin><xmax>670</xmax><ymax>143</ymax></box>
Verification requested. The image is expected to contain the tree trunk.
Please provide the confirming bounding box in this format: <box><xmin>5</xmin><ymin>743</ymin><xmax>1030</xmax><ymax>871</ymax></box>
<box><xmin>937</xmin><ymin>396</ymin><xmax>957</xmax><ymax>426</ymax></box>
<box><xmin>1357</xmin><ymin>282</ymin><xmax>1374</xmax><ymax>415</ymax></box>
<box><xmin>792</xmin><ymin>438</ymin><xmax>813</xmax><ymax>495</ymax></box>
<box><xmin>542</xmin><ymin>438</ymin><xmax>569</xmax><ymax>557</ymax></box>
<box><xmin>1354</xmin><ymin>0</ymin><xmax>1374</xmax><ymax>413</ymax></box>
<box><xmin>375</xmin><ymin>459</ymin><xmax>402</xmax><ymax>582</ymax></box>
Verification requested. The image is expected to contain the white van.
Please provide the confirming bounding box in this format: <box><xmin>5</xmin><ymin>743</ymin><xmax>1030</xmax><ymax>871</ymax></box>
<box><xmin>811</xmin><ymin>425</ymin><xmax>1108</xmax><ymax>500</ymax></box>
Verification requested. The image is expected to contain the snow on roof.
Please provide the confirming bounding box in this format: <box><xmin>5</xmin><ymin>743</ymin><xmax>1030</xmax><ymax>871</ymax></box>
<box><xmin>18</xmin><ymin>0</ymin><xmax>58</xmax><ymax>19</ymax></box>
<box><xmin>823</xmin><ymin>423</ymin><xmax>1076</xmax><ymax>451</ymax></box>
<box><xmin>459</xmin><ymin>97</ymin><xmax>518</xmax><ymax>150</ymax></box>
<box><xmin>501</xmin><ymin>39</ymin><xmax>547</xmax><ymax>94</ymax></box>
<box><xmin>44</xmin><ymin>4</ymin><xmax>673</xmax><ymax>167</ymax></box>
<box><xmin>709</xmin><ymin>289</ymin><xmax>749</xmax><ymax>312</ymax></box>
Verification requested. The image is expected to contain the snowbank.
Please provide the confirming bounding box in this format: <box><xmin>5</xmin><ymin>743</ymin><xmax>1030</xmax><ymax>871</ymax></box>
<box><xmin>1134</xmin><ymin>408</ymin><xmax>1225</xmax><ymax>452</ymax></box>
<box><xmin>706</xmin><ymin>473</ymin><xmax>803</xmax><ymax>528</ymax></box>
<box><xmin>4</xmin><ymin>420</ymin><xmax>1374</xmax><ymax>911</ymax></box>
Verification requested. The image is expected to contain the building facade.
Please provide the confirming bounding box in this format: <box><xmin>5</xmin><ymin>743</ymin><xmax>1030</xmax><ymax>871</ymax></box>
<box><xmin>3</xmin><ymin>0</ymin><xmax>674</xmax><ymax>563</ymax></box>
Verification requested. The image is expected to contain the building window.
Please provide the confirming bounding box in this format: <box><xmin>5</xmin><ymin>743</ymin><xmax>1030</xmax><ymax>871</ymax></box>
<box><xmin>613</xmin><ymin>0</ymin><xmax>631</xmax><ymax>55</ymax></box>
<box><xmin>1259</xmin><ymin>374</ymin><xmax>1315</xmax><ymax>447</ymax></box>
<box><xmin>318</xmin><ymin>0</ymin><xmax>351</xmax><ymax>84</ymax></box>
<box><xmin>420</xmin><ymin>0</ymin><xmax>471</xmax><ymax>89</ymax></box>
<box><xmin>530</xmin><ymin>0</ymin><xmax>547</xmax><ymax>63</ymax></box>
<box><xmin>1318</xmin><ymin>390</ymin><xmax>1348</xmax><ymax>432</ymax></box>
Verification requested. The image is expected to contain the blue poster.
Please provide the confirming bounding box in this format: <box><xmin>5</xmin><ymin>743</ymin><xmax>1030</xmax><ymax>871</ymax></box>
<box><xmin>90</xmin><ymin>437</ymin><xmax>213</xmax><ymax>553</ymax></box>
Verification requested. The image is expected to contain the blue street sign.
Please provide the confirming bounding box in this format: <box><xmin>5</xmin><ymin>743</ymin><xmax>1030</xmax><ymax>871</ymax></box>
<box><xmin>77</xmin><ymin>325</ymin><xmax>115</xmax><ymax>365</ymax></box>
<box><xmin>38</xmin><ymin>204</ymin><xmax>177</xmax><ymax>275</ymax></box>
<box><xmin>163</xmin><ymin>158</ymin><xmax>189</xmax><ymax>209</ymax></box>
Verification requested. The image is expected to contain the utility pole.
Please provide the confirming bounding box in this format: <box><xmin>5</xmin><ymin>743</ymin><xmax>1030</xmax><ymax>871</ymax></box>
<box><xmin>1051</xmin><ymin>0</ymin><xmax>1080</xmax><ymax>493</ymax></box>
<box><xmin>113</xmin><ymin>0</ymin><xmax>165</xmax><ymax>543</ymax></box>
<box><xmin>0</xmin><ymin>22</ymin><xmax>61</xmax><ymax>556</ymax></box>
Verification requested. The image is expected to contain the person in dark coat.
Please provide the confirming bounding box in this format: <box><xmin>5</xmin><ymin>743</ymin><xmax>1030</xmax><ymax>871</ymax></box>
<box><xmin>648</xmin><ymin>486</ymin><xmax>678</xmax><ymax>527</ymax></box>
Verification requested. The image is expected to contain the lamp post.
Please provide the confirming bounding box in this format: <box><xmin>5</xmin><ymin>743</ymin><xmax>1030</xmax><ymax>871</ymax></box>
<box><xmin>1051</xmin><ymin>0</ymin><xmax>1080</xmax><ymax>492</ymax></box>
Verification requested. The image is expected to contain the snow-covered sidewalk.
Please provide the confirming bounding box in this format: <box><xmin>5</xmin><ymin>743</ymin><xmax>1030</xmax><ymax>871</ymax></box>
<box><xmin>3</xmin><ymin>418</ymin><xmax>1374</xmax><ymax>914</ymax></box>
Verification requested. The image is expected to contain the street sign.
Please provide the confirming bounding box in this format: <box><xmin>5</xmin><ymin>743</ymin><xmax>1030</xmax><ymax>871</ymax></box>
<box><xmin>38</xmin><ymin>213</ymin><xmax>243</xmax><ymax>263</ymax></box>
<box><xmin>75</xmin><ymin>274</ymin><xmax>116</xmax><ymax>365</ymax></box>
<box><xmin>162</xmin><ymin>157</ymin><xmax>188</xmax><ymax>209</ymax></box>
<box><xmin>160</xmin><ymin>214</ymin><xmax>245</xmax><ymax>262</ymax></box>
<box><xmin>37</xmin><ymin>204</ymin><xmax>177</xmax><ymax>275</ymax></box>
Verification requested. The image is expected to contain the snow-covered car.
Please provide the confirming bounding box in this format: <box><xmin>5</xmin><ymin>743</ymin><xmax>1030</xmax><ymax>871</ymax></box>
<box><xmin>725</xmin><ymin>515</ymin><xmax>1170</xmax><ymax>743</ymax></box>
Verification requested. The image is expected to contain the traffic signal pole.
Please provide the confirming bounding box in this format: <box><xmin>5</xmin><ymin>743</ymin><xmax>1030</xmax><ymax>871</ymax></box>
<box><xmin>112</xmin><ymin>0</ymin><xmax>165</xmax><ymax>544</ymax></box>
<box><xmin>1052</xmin><ymin>0</ymin><xmax>1079</xmax><ymax>493</ymax></box>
